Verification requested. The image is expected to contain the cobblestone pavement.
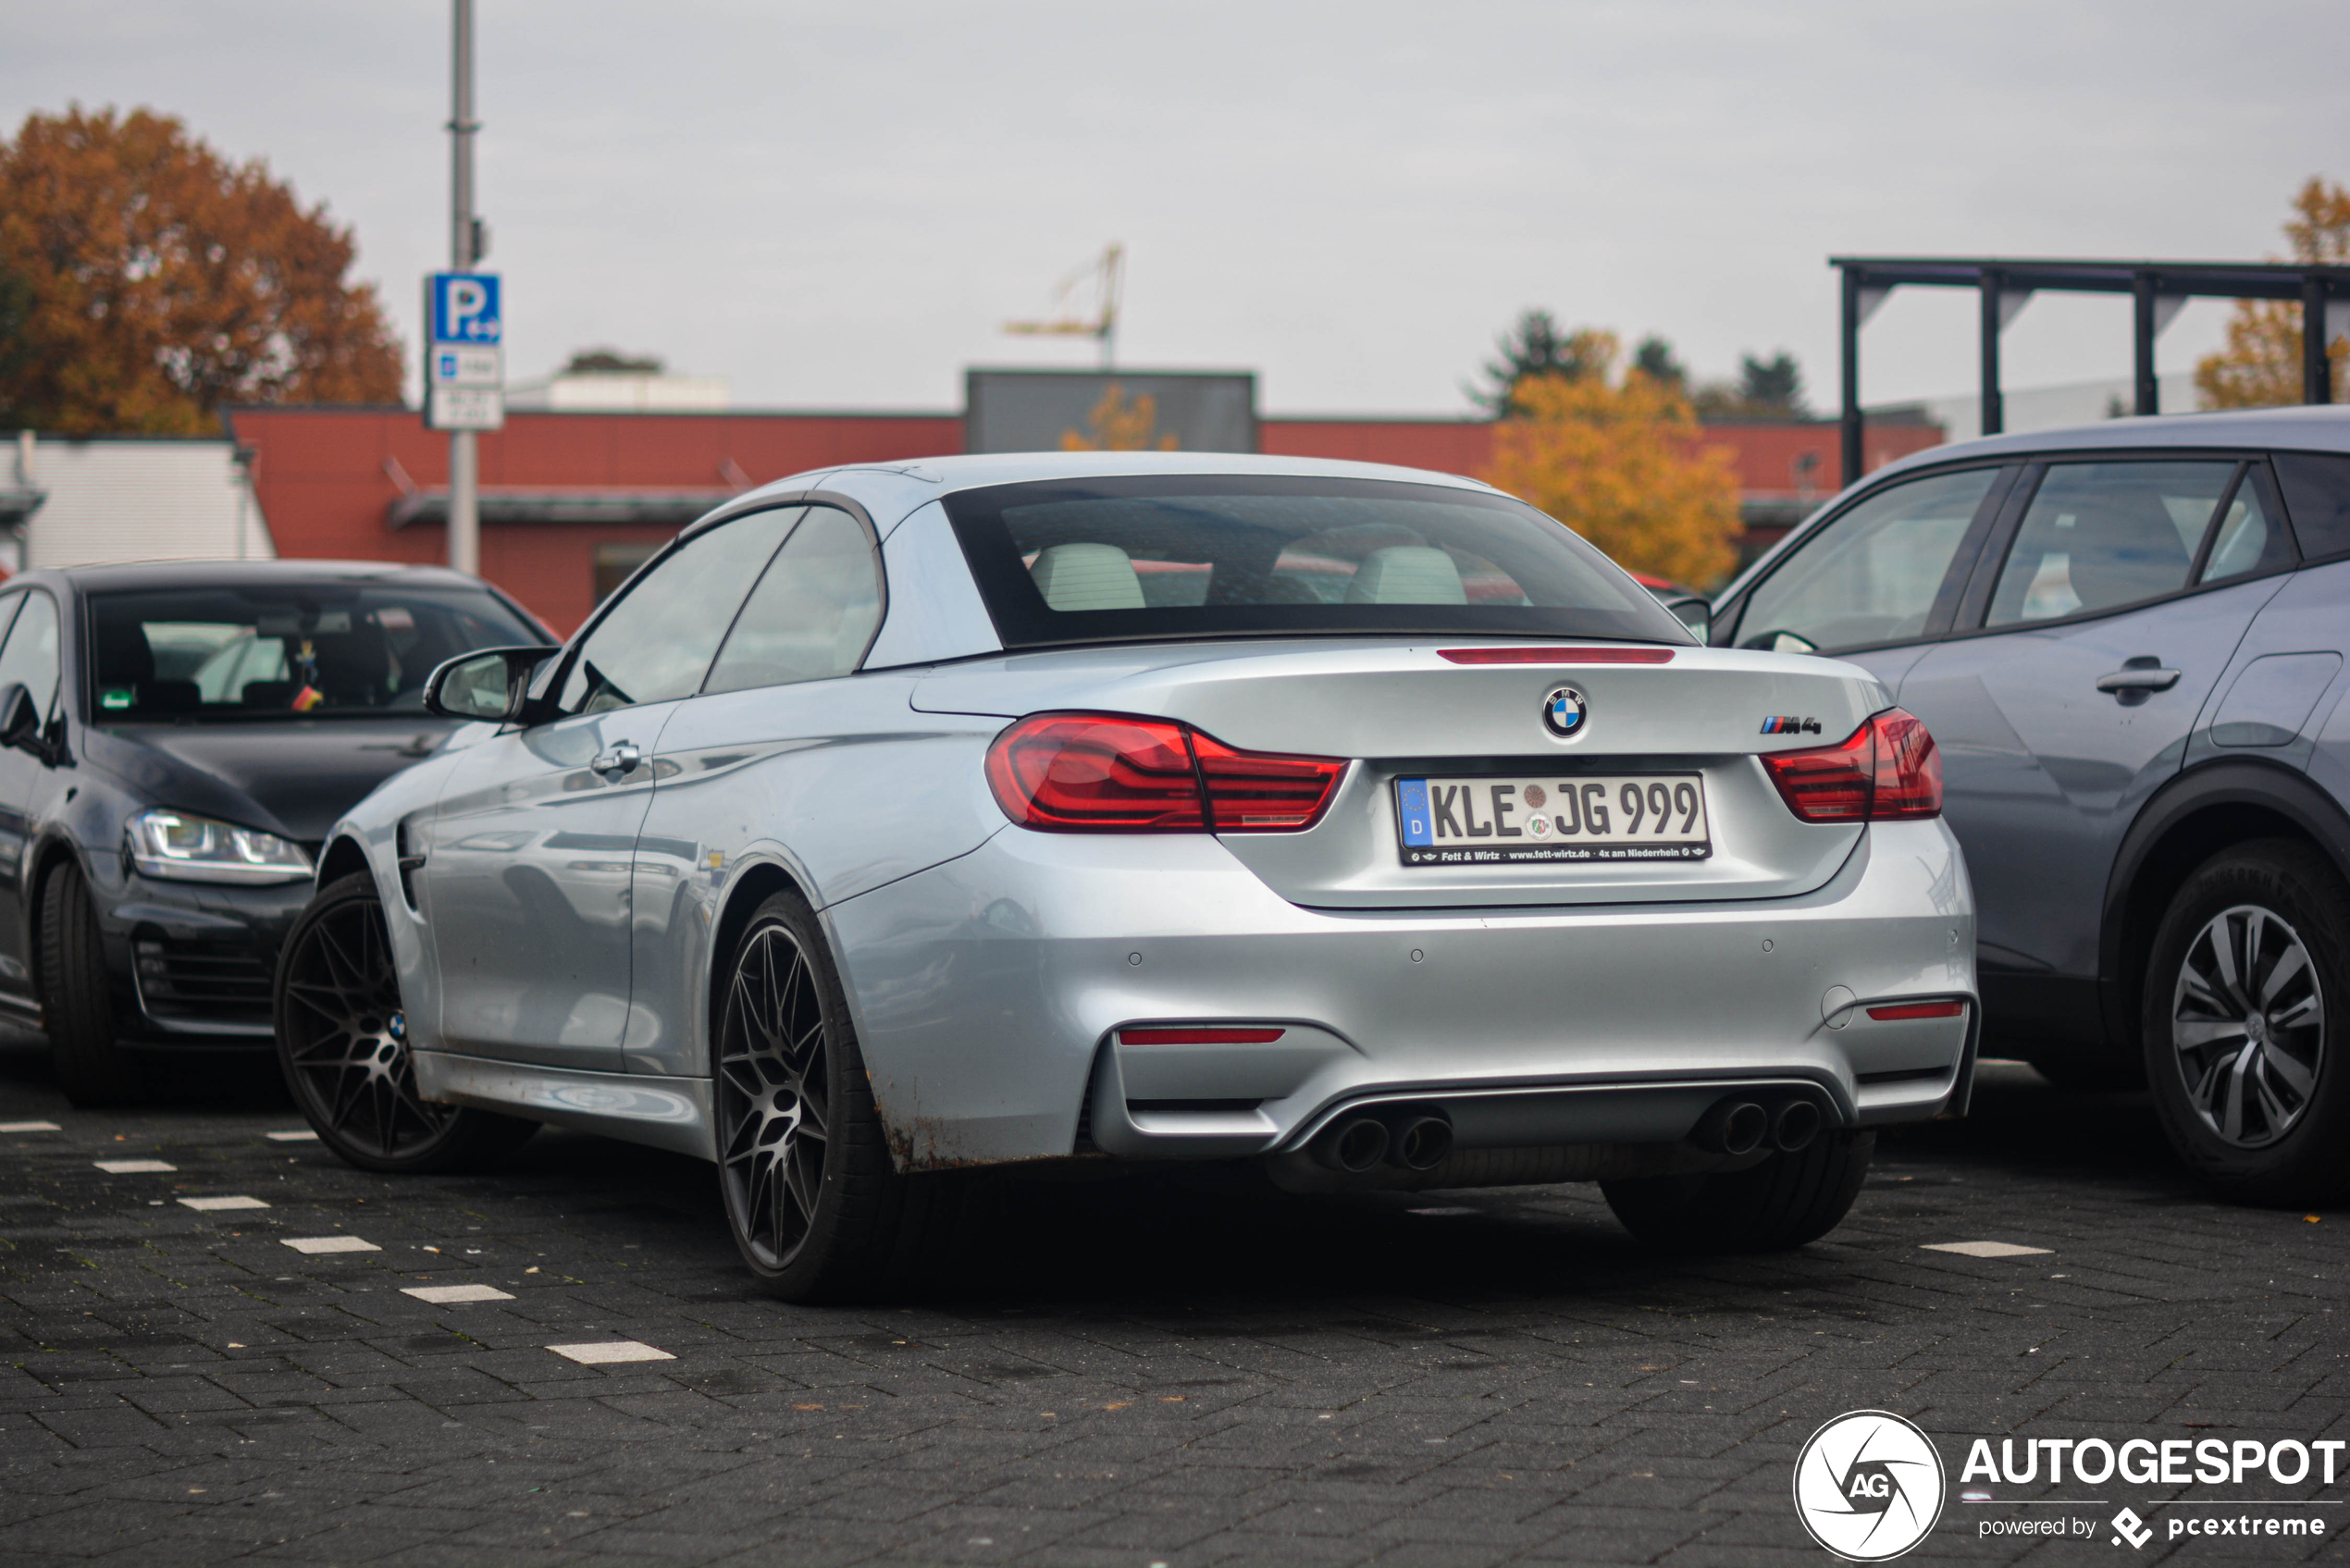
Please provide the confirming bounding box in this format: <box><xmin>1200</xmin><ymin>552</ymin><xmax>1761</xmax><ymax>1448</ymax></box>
<box><xmin>1</xmin><ymin>1030</ymin><xmax>2344</xmax><ymax>1568</ymax></box>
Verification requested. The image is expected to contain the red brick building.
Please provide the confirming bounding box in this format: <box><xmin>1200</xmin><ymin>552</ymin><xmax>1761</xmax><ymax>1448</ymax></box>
<box><xmin>225</xmin><ymin>404</ymin><xmax>1943</xmax><ymax>636</ymax></box>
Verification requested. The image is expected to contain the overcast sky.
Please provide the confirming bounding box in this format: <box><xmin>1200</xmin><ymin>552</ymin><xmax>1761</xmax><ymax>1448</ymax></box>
<box><xmin>7</xmin><ymin>1</ymin><xmax>2347</xmax><ymax>417</ymax></box>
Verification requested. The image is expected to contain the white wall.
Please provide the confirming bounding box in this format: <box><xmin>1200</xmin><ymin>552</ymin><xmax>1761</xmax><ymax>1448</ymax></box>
<box><xmin>8</xmin><ymin>436</ymin><xmax>273</xmax><ymax>571</ymax></box>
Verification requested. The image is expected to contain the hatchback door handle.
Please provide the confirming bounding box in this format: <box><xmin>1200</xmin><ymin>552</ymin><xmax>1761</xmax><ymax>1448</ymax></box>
<box><xmin>2095</xmin><ymin>666</ymin><xmax>2180</xmax><ymax>695</ymax></box>
<box><xmin>590</xmin><ymin>741</ymin><xmax>641</xmax><ymax>774</ymax></box>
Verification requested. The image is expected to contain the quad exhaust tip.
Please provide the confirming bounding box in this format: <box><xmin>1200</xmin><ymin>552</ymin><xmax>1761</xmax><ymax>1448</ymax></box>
<box><xmin>1773</xmin><ymin>1099</ymin><xmax>1822</xmax><ymax>1153</ymax></box>
<box><xmin>1317</xmin><ymin>1116</ymin><xmax>1390</xmax><ymax>1174</ymax></box>
<box><xmin>1312</xmin><ymin>1109</ymin><xmax>1455</xmax><ymax>1175</ymax></box>
<box><xmin>1388</xmin><ymin>1114</ymin><xmax>1453</xmax><ymax>1172</ymax></box>
<box><xmin>1693</xmin><ymin>1094</ymin><xmax>1827</xmax><ymax>1155</ymax></box>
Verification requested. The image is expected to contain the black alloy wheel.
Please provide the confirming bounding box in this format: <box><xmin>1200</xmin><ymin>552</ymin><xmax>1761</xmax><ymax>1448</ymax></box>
<box><xmin>275</xmin><ymin>872</ymin><xmax>535</xmax><ymax>1173</ymax></box>
<box><xmin>2144</xmin><ymin>841</ymin><xmax>2350</xmax><ymax>1205</ymax></box>
<box><xmin>717</xmin><ymin>915</ymin><xmax>833</xmax><ymax>1269</ymax></box>
<box><xmin>712</xmin><ymin>889</ymin><xmax>969</xmax><ymax>1301</ymax></box>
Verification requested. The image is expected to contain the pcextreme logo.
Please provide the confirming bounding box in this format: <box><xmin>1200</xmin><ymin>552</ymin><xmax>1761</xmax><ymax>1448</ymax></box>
<box><xmin>1792</xmin><ymin>1411</ymin><xmax>1947</xmax><ymax>1561</ymax></box>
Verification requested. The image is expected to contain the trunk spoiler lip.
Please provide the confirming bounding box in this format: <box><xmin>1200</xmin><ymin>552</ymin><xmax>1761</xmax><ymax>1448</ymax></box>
<box><xmin>1437</xmin><ymin>646</ymin><xmax>1676</xmax><ymax>666</ymax></box>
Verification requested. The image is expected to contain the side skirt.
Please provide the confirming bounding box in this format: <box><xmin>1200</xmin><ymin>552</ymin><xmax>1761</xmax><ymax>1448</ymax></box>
<box><xmin>411</xmin><ymin>1049</ymin><xmax>718</xmax><ymax>1161</ymax></box>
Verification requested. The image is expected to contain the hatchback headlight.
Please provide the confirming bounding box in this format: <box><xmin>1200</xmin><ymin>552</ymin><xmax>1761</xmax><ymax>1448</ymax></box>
<box><xmin>128</xmin><ymin>809</ymin><xmax>313</xmax><ymax>884</ymax></box>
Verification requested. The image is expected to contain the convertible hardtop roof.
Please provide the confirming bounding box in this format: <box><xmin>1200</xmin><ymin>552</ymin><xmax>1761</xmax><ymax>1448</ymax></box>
<box><xmin>705</xmin><ymin>451</ymin><xmax>1508</xmax><ymax>538</ymax></box>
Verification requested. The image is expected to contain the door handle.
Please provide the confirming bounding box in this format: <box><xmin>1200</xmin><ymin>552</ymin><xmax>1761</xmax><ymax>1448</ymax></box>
<box><xmin>2095</xmin><ymin>664</ymin><xmax>2180</xmax><ymax>695</ymax></box>
<box><xmin>590</xmin><ymin>741</ymin><xmax>641</xmax><ymax>775</ymax></box>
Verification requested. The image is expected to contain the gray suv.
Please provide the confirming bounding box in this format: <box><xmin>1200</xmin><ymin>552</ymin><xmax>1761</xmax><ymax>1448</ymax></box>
<box><xmin>1710</xmin><ymin>405</ymin><xmax>2350</xmax><ymax>1206</ymax></box>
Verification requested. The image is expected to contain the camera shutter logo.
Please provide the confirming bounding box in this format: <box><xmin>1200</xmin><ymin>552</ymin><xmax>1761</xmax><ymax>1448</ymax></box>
<box><xmin>1791</xmin><ymin>1410</ymin><xmax>1946</xmax><ymax>1561</ymax></box>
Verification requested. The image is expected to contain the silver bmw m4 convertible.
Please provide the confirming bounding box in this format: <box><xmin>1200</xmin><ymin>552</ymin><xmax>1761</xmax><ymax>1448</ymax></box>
<box><xmin>276</xmin><ymin>452</ymin><xmax>1977</xmax><ymax>1298</ymax></box>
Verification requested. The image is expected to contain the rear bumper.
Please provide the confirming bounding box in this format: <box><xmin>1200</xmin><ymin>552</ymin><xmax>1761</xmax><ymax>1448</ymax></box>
<box><xmin>825</xmin><ymin>818</ymin><xmax>1977</xmax><ymax>1171</ymax></box>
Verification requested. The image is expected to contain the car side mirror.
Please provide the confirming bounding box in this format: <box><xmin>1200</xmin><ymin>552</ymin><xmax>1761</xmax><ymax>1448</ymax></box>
<box><xmin>425</xmin><ymin>647</ymin><xmax>556</xmax><ymax>723</ymax></box>
<box><xmin>0</xmin><ymin>683</ymin><xmax>37</xmax><ymax>751</ymax></box>
<box><xmin>1664</xmin><ymin>595</ymin><xmax>1712</xmax><ymax>643</ymax></box>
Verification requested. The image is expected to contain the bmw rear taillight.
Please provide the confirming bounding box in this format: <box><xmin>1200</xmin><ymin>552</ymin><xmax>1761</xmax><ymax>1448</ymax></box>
<box><xmin>1761</xmin><ymin>708</ymin><xmax>1942</xmax><ymax>824</ymax></box>
<box><xmin>986</xmin><ymin>713</ymin><xmax>1345</xmax><ymax>833</ymax></box>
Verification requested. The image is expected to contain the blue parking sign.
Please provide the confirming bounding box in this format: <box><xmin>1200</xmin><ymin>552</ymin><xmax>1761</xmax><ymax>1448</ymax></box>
<box><xmin>429</xmin><ymin>272</ymin><xmax>501</xmax><ymax>344</ymax></box>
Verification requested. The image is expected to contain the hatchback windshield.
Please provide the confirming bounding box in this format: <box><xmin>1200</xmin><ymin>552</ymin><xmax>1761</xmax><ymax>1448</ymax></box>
<box><xmin>944</xmin><ymin>475</ymin><xmax>1691</xmax><ymax>648</ymax></box>
<box><xmin>88</xmin><ymin>585</ymin><xmax>541</xmax><ymax>722</ymax></box>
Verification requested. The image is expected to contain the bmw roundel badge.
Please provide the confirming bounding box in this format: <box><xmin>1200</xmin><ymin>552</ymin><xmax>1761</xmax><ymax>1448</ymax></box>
<box><xmin>1541</xmin><ymin>685</ymin><xmax>1588</xmax><ymax>739</ymax></box>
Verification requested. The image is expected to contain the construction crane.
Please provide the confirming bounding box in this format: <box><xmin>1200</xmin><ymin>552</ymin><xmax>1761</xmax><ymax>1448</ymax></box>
<box><xmin>1003</xmin><ymin>243</ymin><xmax>1124</xmax><ymax>369</ymax></box>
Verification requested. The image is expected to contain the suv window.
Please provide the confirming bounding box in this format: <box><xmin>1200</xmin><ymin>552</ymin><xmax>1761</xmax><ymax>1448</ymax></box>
<box><xmin>2274</xmin><ymin>451</ymin><xmax>2350</xmax><ymax>562</ymax></box>
<box><xmin>1985</xmin><ymin>462</ymin><xmax>2235</xmax><ymax>628</ymax></box>
<box><xmin>2198</xmin><ymin>467</ymin><xmax>2293</xmax><ymax>585</ymax></box>
<box><xmin>704</xmin><ymin>507</ymin><xmax>881</xmax><ymax>695</ymax></box>
<box><xmin>1736</xmin><ymin>468</ymin><xmax>1998</xmax><ymax>653</ymax></box>
<box><xmin>0</xmin><ymin>592</ymin><xmax>61</xmax><ymax>719</ymax></box>
<box><xmin>556</xmin><ymin>508</ymin><xmax>800</xmax><ymax>715</ymax></box>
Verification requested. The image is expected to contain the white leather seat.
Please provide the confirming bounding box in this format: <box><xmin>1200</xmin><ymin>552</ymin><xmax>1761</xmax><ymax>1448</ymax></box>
<box><xmin>1344</xmin><ymin>546</ymin><xmax>1466</xmax><ymax>605</ymax></box>
<box><xmin>1030</xmin><ymin>543</ymin><xmax>1146</xmax><ymax>611</ymax></box>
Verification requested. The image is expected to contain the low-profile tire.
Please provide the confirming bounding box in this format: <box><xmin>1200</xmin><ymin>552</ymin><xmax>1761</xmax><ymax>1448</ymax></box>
<box><xmin>2142</xmin><ymin>840</ymin><xmax>2350</xmax><ymax>1207</ymax></box>
<box><xmin>1601</xmin><ymin>1131</ymin><xmax>1874</xmax><ymax>1252</ymax></box>
<box><xmin>41</xmin><ymin>859</ymin><xmax>143</xmax><ymax>1106</ymax></box>
<box><xmin>714</xmin><ymin>890</ymin><xmax>969</xmax><ymax>1303</ymax></box>
<box><xmin>275</xmin><ymin>871</ymin><xmax>538</xmax><ymax>1174</ymax></box>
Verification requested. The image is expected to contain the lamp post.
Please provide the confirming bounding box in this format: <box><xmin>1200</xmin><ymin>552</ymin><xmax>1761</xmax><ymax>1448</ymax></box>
<box><xmin>447</xmin><ymin>0</ymin><xmax>480</xmax><ymax>575</ymax></box>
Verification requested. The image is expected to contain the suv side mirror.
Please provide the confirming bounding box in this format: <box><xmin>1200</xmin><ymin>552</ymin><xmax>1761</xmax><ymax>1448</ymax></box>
<box><xmin>0</xmin><ymin>683</ymin><xmax>37</xmax><ymax>751</ymax></box>
<box><xmin>425</xmin><ymin>647</ymin><xmax>557</xmax><ymax>723</ymax></box>
<box><xmin>1664</xmin><ymin>595</ymin><xmax>1713</xmax><ymax>643</ymax></box>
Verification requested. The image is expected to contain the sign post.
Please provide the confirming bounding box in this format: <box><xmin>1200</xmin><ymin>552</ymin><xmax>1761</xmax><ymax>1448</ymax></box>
<box><xmin>427</xmin><ymin>0</ymin><xmax>493</xmax><ymax>576</ymax></box>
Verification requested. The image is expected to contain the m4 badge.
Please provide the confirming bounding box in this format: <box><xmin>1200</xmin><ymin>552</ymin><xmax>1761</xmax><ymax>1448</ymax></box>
<box><xmin>1760</xmin><ymin>715</ymin><xmax>1823</xmax><ymax>735</ymax></box>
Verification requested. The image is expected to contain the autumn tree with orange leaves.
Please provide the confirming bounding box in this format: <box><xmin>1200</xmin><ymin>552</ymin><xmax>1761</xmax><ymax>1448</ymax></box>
<box><xmin>2195</xmin><ymin>178</ymin><xmax>2350</xmax><ymax>410</ymax></box>
<box><xmin>1480</xmin><ymin>330</ymin><xmax>1742</xmax><ymax>589</ymax></box>
<box><xmin>0</xmin><ymin>107</ymin><xmax>402</xmax><ymax>435</ymax></box>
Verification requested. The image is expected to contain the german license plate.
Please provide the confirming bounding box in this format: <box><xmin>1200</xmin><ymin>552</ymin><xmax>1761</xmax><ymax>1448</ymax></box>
<box><xmin>1394</xmin><ymin>774</ymin><xmax>1711</xmax><ymax>865</ymax></box>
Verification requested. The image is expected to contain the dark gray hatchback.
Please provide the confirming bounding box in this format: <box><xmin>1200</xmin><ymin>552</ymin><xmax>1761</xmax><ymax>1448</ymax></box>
<box><xmin>1707</xmin><ymin>404</ymin><xmax>2350</xmax><ymax>1205</ymax></box>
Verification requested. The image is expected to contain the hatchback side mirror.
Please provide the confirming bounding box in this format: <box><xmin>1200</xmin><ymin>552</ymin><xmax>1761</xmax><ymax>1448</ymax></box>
<box><xmin>1664</xmin><ymin>595</ymin><xmax>1713</xmax><ymax>643</ymax></box>
<box><xmin>425</xmin><ymin>647</ymin><xmax>556</xmax><ymax>723</ymax></box>
<box><xmin>0</xmin><ymin>683</ymin><xmax>37</xmax><ymax>751</ymax></box>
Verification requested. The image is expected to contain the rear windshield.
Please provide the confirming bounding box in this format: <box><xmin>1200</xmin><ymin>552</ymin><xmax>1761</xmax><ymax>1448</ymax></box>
<box><xmin>88</xmin><ymin>585</ymin><xmax>542</xmax><ymax>722</ymax></box>
<box><xmin>943</xmin><ymin>475</ymin><xmax>1693</xmax><ymax>649</ymax></box>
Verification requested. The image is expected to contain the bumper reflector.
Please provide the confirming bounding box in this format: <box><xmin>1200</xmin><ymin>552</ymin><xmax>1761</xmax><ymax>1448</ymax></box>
<box><xmin>1119</xmin><ymin>1027</ymin><xmax>1288</xmax><ymax>1045</ymax></box>
<box><xmin>1865</xmin><ymin>1000</ymin><xmax>1968</xmax><ymax>1021</ymax></box>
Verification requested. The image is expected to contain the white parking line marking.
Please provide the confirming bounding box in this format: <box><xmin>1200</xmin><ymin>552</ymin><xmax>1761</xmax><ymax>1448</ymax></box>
<box><xmin>402</xmin><ymin>1284</ymin><xmax>514</xmax><ymax>1303</ymax></box>
<box><xmin>265</xmin><ymin>1130</ymin><xmax>319</xmax><ymax>1142</ymax></box>
<box><xmin>1923</xmin><ymin>1241</ymin><xmax>2052</xmax><ymax>1258</ymax></box>
<box><xmin>1</xmin><ymin>1120</ymin><xmax>61</xmax><ymax>1132</ymax></box>
<box><xmin>179</xmin><ymin>1196</ymin><xmax>269</xmax><ymax>1212</ymax></box>
<box><xmin>547</xmin><ymin>1340</ymin><xmax>674</xmax><ymax>1364</ymax></box>
<box><xmin>93</xmin><ymin>1159</ymin><xmax>175</xmax><ymax>1173</ymax></box>
<box><xmin>281</xmin><ymin>1236</ymin><xmax>378</xmax><ymax>1254</ymax></box>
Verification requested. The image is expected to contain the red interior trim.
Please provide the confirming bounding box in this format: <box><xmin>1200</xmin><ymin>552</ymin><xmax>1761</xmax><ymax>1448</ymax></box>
<box><xmin>1438</xmin><ymin>647</ymin><xmax>1676</xmax><ymax>665</ymax></box>
<box><xmin>1119</xmin><ymin>1027</ymin><xmax>1288</xmax><ymax>1046</ymax></box>
<box><xmin>1865</xmin><ymin>1001</ymin><xmax>1968</xmax><ymax>1021</ymax></box>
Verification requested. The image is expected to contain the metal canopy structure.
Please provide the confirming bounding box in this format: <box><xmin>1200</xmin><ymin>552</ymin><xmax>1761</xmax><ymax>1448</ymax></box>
<box><xmin>1831</xmin><ymin>255</ymin><xmax>2350</xmax><ymax>485</ymax></box>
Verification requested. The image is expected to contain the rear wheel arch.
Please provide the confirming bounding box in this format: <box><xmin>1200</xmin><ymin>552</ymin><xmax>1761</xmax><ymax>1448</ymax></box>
<box><xmin>705</xmin><ymin>860</ymin><xmax>815</xmax><ymax>1068</ymax></box>
<box><xmin>2102</xmin><ymin>760</ymin><xmax>2350</xmax><ymax>1056</ymax></box>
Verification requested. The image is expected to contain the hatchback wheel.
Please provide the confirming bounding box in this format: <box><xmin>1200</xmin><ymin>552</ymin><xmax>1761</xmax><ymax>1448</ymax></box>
<box><xmin>275</xmin><ymin>872</ymin><xmax>536</xmax><ymax>1173</ymax></box>
<box><xmin>2143</xmin><ymin>841</ymin><xmax>2350</xmax><ymax>1205</ymax></box>
<box><xmin>715</xmin><ymin>890</ymin><xmax>967</xmax><ymax>1301</ymax></box>
<box><xmin>41</xmin><ymin>860</ymin><xmax>144</xmax><ymax>1106</ymax></box>
<box><xmin>1601</xmin><ymin>1131</ymin><xmax>1874</xmax><ymax>1252</ymax></box>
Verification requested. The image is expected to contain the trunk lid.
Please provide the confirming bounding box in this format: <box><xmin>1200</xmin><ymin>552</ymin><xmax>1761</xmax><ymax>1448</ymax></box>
<box><xmin>913</xmin><ymin>639</ymin><xmax>1893</xmax><ymax>908</ymax></box>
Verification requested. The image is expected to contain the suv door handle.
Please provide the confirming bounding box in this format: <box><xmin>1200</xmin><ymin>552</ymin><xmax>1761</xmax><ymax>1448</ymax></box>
<box><xmin>590</xmin><ymin>741</ymin><xmax>641</xmax><ymax>774</ymax></box>
<box><xmin>2096</xmin><ymin>665</ymin><xmax>2180</xmax><ymax>695</ymax></box>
